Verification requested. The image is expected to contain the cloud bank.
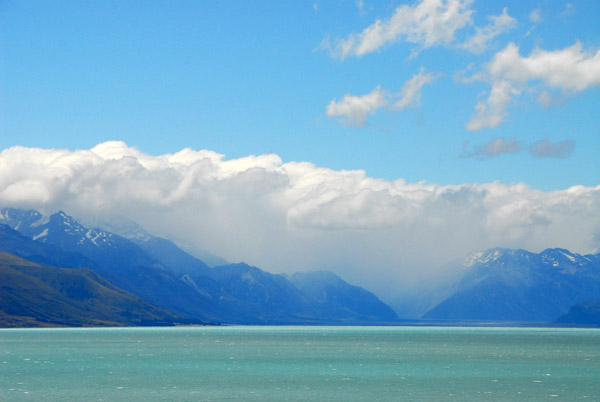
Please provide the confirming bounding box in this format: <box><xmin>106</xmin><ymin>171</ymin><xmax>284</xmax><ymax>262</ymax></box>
<box><xmin>1</xmin><ymin>142</ymin><xmax>599</xmax><ymax>298</ymax></box>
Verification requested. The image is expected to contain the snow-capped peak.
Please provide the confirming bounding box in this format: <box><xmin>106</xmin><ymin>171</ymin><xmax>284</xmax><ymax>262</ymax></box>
<box><xmin>462</xmin><ymin>249</ymin><xmax>504</xmax><ymax>267</ymax></box>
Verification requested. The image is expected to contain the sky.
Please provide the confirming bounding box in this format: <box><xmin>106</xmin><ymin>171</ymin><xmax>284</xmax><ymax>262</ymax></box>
<box><xmin>1</xmin><ymin>0</ymin><xmax>599</xmax><ymax>299</ymax></box>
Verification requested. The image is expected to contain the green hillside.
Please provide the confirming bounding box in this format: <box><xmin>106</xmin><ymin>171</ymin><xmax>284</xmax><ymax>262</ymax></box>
<box><xmin>0</xmin><ymin>252</ymin><xmax>181</xmax><ymax>327</ymax></box>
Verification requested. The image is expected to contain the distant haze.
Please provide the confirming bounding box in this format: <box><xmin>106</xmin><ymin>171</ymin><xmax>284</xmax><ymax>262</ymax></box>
<box><xmin>0</xmin><ymin>142</ymin><xmax>598</xmax><ymax>299</ymax></box>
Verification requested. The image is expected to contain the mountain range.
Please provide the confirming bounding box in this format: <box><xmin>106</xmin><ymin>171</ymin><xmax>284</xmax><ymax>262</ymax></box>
<box><xmin>1</xmin><ymin>207</ymin><xmax>599</xmax><ymax>327</ymax></box>
<box><xmin>391</xmin><ymin>248</ymin><xmax>600</xmax><ymax>324</ymax></box>
<box><xmin>0</xmin><ymin>208</ymin><xmax>398</xmax><ymax>326</ymax></box>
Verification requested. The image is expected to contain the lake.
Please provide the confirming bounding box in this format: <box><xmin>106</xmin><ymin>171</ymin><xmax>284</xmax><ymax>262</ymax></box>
<box><xmin>1</xmin><ymin>326</ymin><xmax>599</xmax><ymax>401</ymax></box>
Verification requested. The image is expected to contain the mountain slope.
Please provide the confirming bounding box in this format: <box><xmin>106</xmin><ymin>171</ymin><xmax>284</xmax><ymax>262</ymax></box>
<box><xmin>0</xmin><ymin>252</ymin><xmax>181</xmax><ymax>327</ymax></box>
<box><xmin>289</xmin><ymin>271</ymin><xmax>398</xmax><ymax>322</ymax></box>
<box><xmin>0</xmin><ymin>223</ymin><xmax>98</xmax><ymax>269</ymax></box>
<box><xmin>208</xmin><ymin>263</ymin><xmax>319</xmax><ymax>324</ymax></box>
<box><xmin>1</xmin><ymin>207</ymin><xmax>401</xmax><ymax>325</ymax></box>
<box><xmin>423</xmin><ymin>248</ymin><xmax>600</xmax><ymax>322</ymax></box>
<box><xmin>555</xmin><ymin>300</ymin><xmax>600</xmax><ymax>327</ymax></box>
<box><xmin>0</xmin><ymin>209</ymin><xmax>227</xmax><ymax>322</ymax></box>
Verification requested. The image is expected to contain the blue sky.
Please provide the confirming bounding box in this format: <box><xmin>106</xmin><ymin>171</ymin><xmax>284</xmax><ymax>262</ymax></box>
<box><xmin>2</xmin><ymin>0</ymin><xmax>598</xmax><ymax>190</ymax></box>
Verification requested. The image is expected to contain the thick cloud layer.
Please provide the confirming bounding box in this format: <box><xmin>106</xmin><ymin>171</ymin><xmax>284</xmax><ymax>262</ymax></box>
<box><xmin>1</xmin><ymin>142</ymin><xmax>598</xmax><ymax>298</ymax></box>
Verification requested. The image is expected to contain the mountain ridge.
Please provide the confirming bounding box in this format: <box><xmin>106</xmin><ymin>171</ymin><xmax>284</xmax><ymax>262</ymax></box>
<box><xmin>422</xmin><ymin>247</ymin><xmax>600</xmax><ymax>322</ymax></box>
<box><xmin>0</xmin><ymin>207</ymin><xmax>399</xmax><ymax>326</ymax></box>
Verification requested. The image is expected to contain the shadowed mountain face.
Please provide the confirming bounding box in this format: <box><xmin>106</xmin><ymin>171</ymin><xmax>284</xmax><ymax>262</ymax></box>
<box><xmin>0</xmin><ymin>208</ymin><xmax>400</xmax><ymax>326</ymax></box>
<box><xmin>0</xmin><ymin>252</ymin><xmax>181</xmax><ymax>327</ymax></box>
<box><xmin>555</xmin><ymin>300</ymin><xmax>600</xmax><ymax>327</ymax></box>
<box><xmin>0</xmin><ymin>210</ymin><xmax>226</xmax><ymax>323</ymax></box>
<box><xmin>0</xmin><ymin>208</ymin><xmax>159</xmax><ymax>273</ymax></box>
<box><xmin>422</xmin><ymin>248</ymin><xmax>600</xmax><ymax>322</ymax></box>
<box><xmin>0</xmin><ymin>223</ymin><xmax>98</xmax><ymax>269</ymax></box>
<box><xmin>289</xmin><ymin>271</ymin><xmax>398</xmax><ymax>323</ymax></box>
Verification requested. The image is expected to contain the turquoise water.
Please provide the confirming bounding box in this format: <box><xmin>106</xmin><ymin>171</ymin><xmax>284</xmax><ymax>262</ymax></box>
<box><xmin>1</xmin><ymin>326</ymin><xmax>599</xmax><ymax>401</ymax></box>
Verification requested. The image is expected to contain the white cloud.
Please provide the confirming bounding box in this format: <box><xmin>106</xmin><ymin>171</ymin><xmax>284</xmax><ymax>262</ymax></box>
<box><xmin>489</xmin><ymin>42</ymin><xmax>600</xmax><ymax>90</ymax></box>
<box><xmin>466</xmin><ymin>79</ymin><xmax>517</xmax><ymax>131</ymax></box>
<box><xmin>393</xmin><ymin>67</ymin><xmax>437</xmax><ymax>109</ymax></box>
<box><xmin>325</xmin><ymin>0</ymin><xmax>474</xmax><ymax>59</ymax></box>
<box><xmin>461</xmin><ymin>137</ymin><xmax>522</xmax><ymax>159</ymax></box>
<box><xmin>1</xmin><ymin>142</ymin><xmax>599</xmax><ymax>298</ymax></box>
<box><xmin>529</xmin><ymin>8</ymin><xmax>542</xmax><ymax>23</ymax></box>
<box><xmin>460</xmin><ymin>8</ymin><xmax>517</xmax><ymax>54</ymax></box>
<box><xmin>327</xmin><ymin>69</ymin><xmax>436</xmax><ymax>126</ymax></box>
<box><xmin>529</xmin><ymin>140</ymin><xmax>575</xmax><ymax>159</ymax></box>
<box><xmin>467</xmin><ymin>42</ymin><xmax>600</xmax><ymax>130</ymax></box>
<box><xmin>326</xmin><ymin>85</ymin><xmax>388</xmax><ymax>127</ymax></box>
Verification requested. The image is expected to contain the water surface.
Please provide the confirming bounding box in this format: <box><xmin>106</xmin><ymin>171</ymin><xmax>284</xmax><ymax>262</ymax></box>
<box><xmin>1</xmin><ymin>326</ymin><xmax>599</xmax><ymax>401</ymax></box>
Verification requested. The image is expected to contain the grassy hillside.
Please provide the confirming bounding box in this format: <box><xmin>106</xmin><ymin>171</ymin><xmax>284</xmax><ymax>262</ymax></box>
<box><xmin>0</xmin><ymin>252</ymin><xmax>182</xmax><ymax>327</ymax></box>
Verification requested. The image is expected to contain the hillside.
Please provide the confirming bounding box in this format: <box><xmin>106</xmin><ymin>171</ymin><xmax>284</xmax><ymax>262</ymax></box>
<box><xmin>0</xmin><ymin>252</ymin><xmax>183</xmax><ymax>327</ymax></box>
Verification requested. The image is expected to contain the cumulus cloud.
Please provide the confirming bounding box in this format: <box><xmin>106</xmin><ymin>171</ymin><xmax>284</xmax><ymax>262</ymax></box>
<box><xmin>461</xmin><ymin>137</ymin><xmax>522</xmax><ymax>159</ymax></box>
<box><xmin>460</xmin><ymin>8</ymin><xmax>517</xmax><ymax>54</ymax></box>
<box><xmin>327</xmin><ymin>68</ymin><xmax>436</xmax><ymax>126</ymax></box>
<box><xmin>529</xmin><ymin>140</ymin><xmax>575</xmax><ymax>159</ymax></box>
<box><xmin>1</xmin><ymin>142</ymin><xmax>599</xmax><ymax>298</ymax></box>
<box><xmin>323</xmin><ymin>0</ymin><xmax>473</xmax><ymax>59</ymax></box>
<box><xmin>326</xmin><ymin>85</ymin><xmax>388</xmax><ymax>126</ymax></box>
<box><xmin>467</xmin><ymin>42</ymin><xmax>600</xmax><ymax>130</ymax></box>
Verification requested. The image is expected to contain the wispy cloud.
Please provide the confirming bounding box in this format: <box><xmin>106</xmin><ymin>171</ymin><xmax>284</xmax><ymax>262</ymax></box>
<box><xmin>461</xmin><ymin>137</ymin><xmax>522</xmax><ymax>159</ymax></box>
<box><xmin>561</xmin><ymin>3</ymin><xmax>575</xmax><ymax>17</ymax></box>
<box><xmin>327</xmin><ymin>69</ymin><xmax>437</xmax><ymax>126</ymax></box>
<box><xmin>323</xmin><ymin>0</ymin><xmax>474</xmax><ymax>59</ymax></box>
<box><xmin>466</xmin><ymin>80</ymin><xmax>517</xmax><ymax>131</ymax></box>
<box><xmin>467</xmin><ymin>42</ymin><xmax>600</xmax><ymax>130</ymax></box>
<box><xmin>393</xmin><ymin>68</ymin><xmax>437</xmax><ymax>109</ymax></box>
<box><xmin>460</xmin><ymin>8</ymin><xmax>517</xmax><ymax>54</ymax></box>
<box><xmin>529</xmin><ymin>8</ymin><xmax>542</xmax><ymax>23</ymax></box>
<box><xmin>529</xmin><ymin>140</ymin><xmax>575</xmax><ymax>158</ymax></box>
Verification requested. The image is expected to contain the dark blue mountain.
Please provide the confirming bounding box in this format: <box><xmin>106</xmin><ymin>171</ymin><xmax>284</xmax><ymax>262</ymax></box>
<box><xmin>0</xmin><ymin>252</ymin><xmax>182</xmax><ymax>327</ymax></box>
<box><xmin>1</xmin><ymin>208</ymin><xmax>400</xmax><ymax>325</ymax></box>
<box><xmin>0</xmin><ymin>209</ymin><xmax>224</xmax><ymax>322</ymax></box>
<box><xmin>0</xmin><ymin>209</ymin><xmax>160</xmax><ymax>273</ymax></box>
<box><xmin>555</xmin><ymin>299</ymin><xmax>600</xmax><ymax>327</ymax></box>
<box><xmin>209</xmin><ymin>263</ymin><xmax>319</xmax><ymax>324</ymax></box>
<box><xmin>289</xmin><ymin>271</ymin><xmax>398</xmax><ymax>323</ymax></box>
<box><xmin>0</xmin><ymin>223</ymin><xmax>98</xmax><ymax>269</ymax></box>
<box><xmin>423</xmin><ymin>248</ymin><xmax>600</xmax><ymax>322</ymax></box>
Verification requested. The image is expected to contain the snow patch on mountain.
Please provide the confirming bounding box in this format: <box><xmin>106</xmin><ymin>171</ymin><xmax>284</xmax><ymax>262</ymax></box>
<box><xmin>559</xmin><ymin>250</ymin><xmax>576</xmax><ymax>262</ymax></box>
<box><xmin>32</xmin><ymin>228</ymin><xmax>48</xmax><ymax>241</ymax></box>
<box><xmin>31</xmin><ymin>215</ymin><xmax>49</xmax><ymax>227</ymax></box>
<box><xmin>463</xmin><ymin>249</ymin><xmax>503</xmax><ymax>267</ymax></box>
